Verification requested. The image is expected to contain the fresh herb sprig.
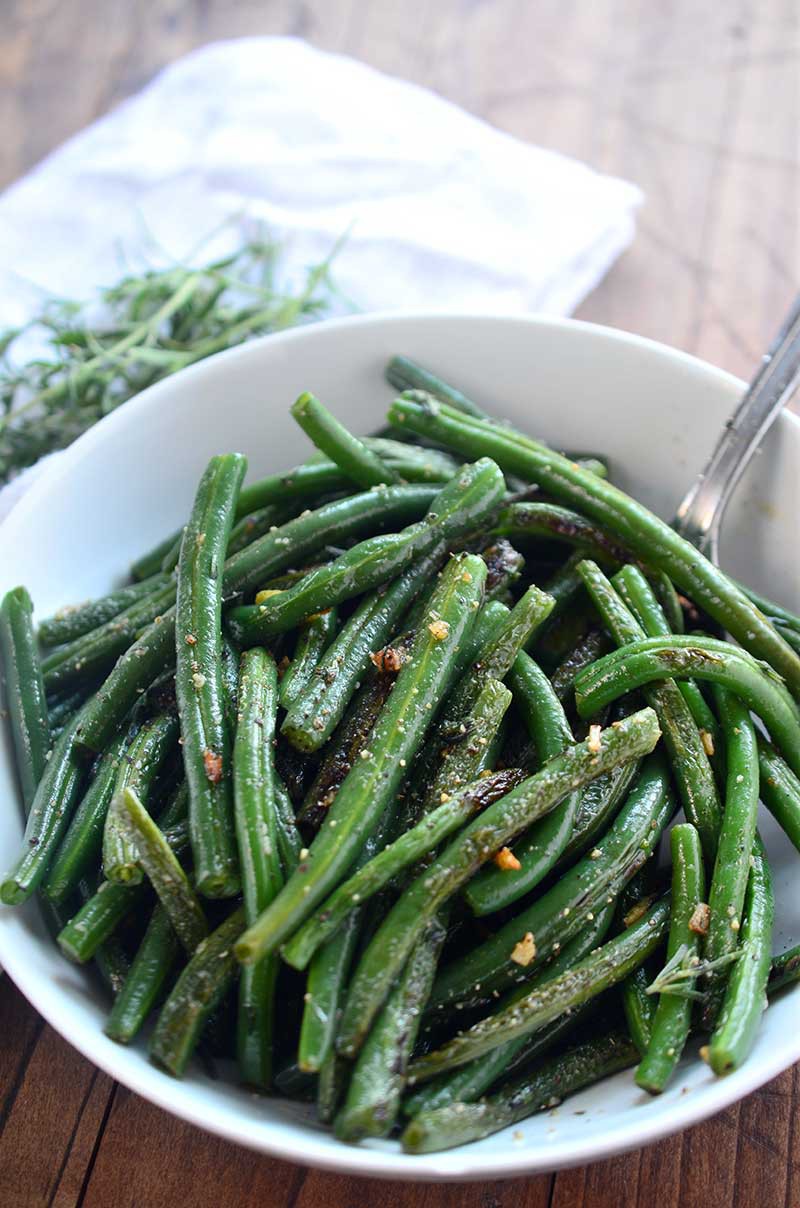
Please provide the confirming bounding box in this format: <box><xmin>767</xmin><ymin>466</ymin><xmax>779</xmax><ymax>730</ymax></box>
<box><xmin>646</xmin><ymin>942</ymin><xmax>741</xmax><ymax>1001</ymax></box>
<box><xmin>0</xmin><ymin>234</ymin><xmax>340</xmax><ymax>483</ymax></box>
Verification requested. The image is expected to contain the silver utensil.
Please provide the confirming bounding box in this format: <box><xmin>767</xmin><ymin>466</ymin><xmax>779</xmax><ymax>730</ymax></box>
<box><xmin>673</xmin><ymin>294</ymin><xmax>800</xmax><ymax>563</ymax></box>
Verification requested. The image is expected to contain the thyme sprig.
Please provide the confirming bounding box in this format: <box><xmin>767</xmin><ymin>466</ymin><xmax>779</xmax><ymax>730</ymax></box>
<box><xmin>646</xmin><ymin>941</ymin><xmax>742</xmax><ymax>1001</ymax></box>
<box><xmin>0</xmin><ymin>233</ymin><xmax>341</xmax><ymax>483</ymax></box>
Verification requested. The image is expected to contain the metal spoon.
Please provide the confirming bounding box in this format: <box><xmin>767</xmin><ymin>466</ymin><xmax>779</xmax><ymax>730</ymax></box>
<box><xmin>673</xmin><ymin>294</ymin><xmax>800</xmax><ymax>562</ymax></box>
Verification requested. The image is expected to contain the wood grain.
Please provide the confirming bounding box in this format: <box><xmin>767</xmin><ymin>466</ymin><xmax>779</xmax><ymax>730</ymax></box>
<box><xmin>1</xmin><ymin>1</ymin><xmax>798</xmax><ymax>1206</ymax></box>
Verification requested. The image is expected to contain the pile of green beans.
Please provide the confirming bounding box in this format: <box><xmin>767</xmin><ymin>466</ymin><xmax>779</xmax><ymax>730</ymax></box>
<box><xmin>0</xmin><ymin>355</ymin><xmax>796</xmax><ymax>1154</ymax></box>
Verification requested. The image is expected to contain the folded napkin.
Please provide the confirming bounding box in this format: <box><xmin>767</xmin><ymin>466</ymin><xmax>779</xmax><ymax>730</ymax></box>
<box><xmin>0</xmin><ymin>36</ymin><xmax>642</xmax><ymax>514</ymax></box>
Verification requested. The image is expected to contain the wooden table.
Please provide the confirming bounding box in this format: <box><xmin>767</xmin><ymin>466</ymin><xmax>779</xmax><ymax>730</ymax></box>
<box><xmin>2</xmin><ymin>2</ymin><xmax>798</xmax><ymax>1205</ymax></box>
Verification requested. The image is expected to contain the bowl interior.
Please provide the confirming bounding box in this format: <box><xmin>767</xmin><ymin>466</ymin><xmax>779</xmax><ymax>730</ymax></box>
<box><xmin>0</xmin><ymin>313</ymin><xmax>797</xmax><ymax>1181</ymax></box>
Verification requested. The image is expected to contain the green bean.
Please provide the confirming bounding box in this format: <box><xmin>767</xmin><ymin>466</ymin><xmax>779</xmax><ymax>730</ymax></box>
<box><xmin>334</xmin><ymin>912</ymin><xmax>448</xmax><ymax>1142</ymax></box>
<box><xmin>428</xmin><ymin>751</ymin><xmax>673</xmax><ymax>1013</ymax></box>
<box><xmin>480</xmin><ymin>538</ymin><xmax>525</xmax><ymax>600</ymax></box>
<box><xmin>44</xmin><ymin>728</ymin><xmax>130</xmax><ymax>902</ymax></box>
<box><xmin>477</xmin><ymin>585</ymin><xmax>555</xmax><ymax>671</ymax></box>
<box><xmin>615</xmin><ymin>871</ymin><xmax>659</xmax><ymax>1056</ymax></box>
<box><xmin>226</xmin><ymin>458</ymin><xmax>505</xmax><ymax>643</ymax></box>
<box><xmin>283</xmin><ymin>769</ymin><xmax>525</xmax><ymax>971</ymax></box>
<box><xmin>38</xmin><ymin>886</ymin><xmax>120</xmax><ymax>991</ymax></box>
<box><xmin>104</xmin><ymin>905</ymin><xmax>180</xmax><ymax>1044</ymax></box>
<box><xmin>464</xmin><ymin>651</ymin><xmax>581</xmax><ymax>914</ymax></box>
<box><xmin>233</xmin><ymin>649</ymin><xmax>283</xmax><ymax>917</ymax></box>
<box><xmin>421</xmin><ymin>679</ymin><xmax>512</xmax><ymax>810</ymax></box>
<box><xmin>453</xmin><ymin>598</ymin><xmax>513</xmax><ymax>671</ymax></box>
<box><xmin>533</xmin><ymin>603</ymin><xmax>595</xmax><ymax>671</ymax></box>
<box><xmin>155</xmin><ymin>779</ymin><xmax>190</xmax><ymax>831</ymax></box>
<box><xmin>238</xmin><ymin>957</ymin><xmax>280</xmax><ymax>1090</ymax></box>
<box><xmin>59</xmin><ymin>879</ymin><xmax>148</xmax><ymax>963</ymax></box>
<box><xmin>42</xmin><ymin>579</ymin><xmax>177</xmax><ymax>695</ymax></box>
<box><xmin>317</xmin><ymin>1053</ymin><xmax>350</xmax><ymax>1124</ymax></box>
<box><xmin>234</xmin><ymin>553</ymin><xmax>487</xmax><ymax>965</ymax></box>
<box><xmin>58</xmin><ymin>818</ymin><xmax>190</xmax><ymax>962</ymax></box>
<box><xmin>401</xmin><ymin>1030</ymin><xmax>638</xmax><ymax>1154</ymax></box>
<box><xmin>539</xmin><ymin>551</ymin><xmax>586</xmax><ymax>620</ymax></box>
<box><xmin>757</xmin><ymin>735</ymin><xmax>800</xmax><ymax>853</ymax></box>
<box><xmin>0</xmin><ymin>586</ymin><xmax>51</xmax><ymax>810</ymax></box>
<box><xmin>701</xmin><ymin>688</ymin><xmax>759</xmax><ymax>1026</ymax></box>
<box><xmin>48</xmin><ymin>689</ymin><xmax>86</xmax><ymax>736</ymax></box>
<box><xmin>217</xmin><ymin>631</ymin><xmax>239</xmax><ymax>733</ymax></box>
<box><xmin>92</xmin><ymin>934</ymin><xmax>131</xmax><ymax>997</ymax></box>
<box><xmin>103</xmin><ymin>713</ymin><xmax>180</xmax><ymax>885</ymax></box>
<box><xmin>650</xmin><ymin>569</ymin><xmax>685</xmax><ymax>635</ymax></box>
<box><xmin>556</xmin><ymin>756</ymin><xmax>639</xmax><ymax>869</ymax></box>
<box><xmin>0</xmin><ymin>709</ymin><xmax>89</xmax><ymax>904</ymax></box>
<box><xmin>550</xmin><ymin>628</ymin><xmax>611</xmax><ymax>704</ymax></box>
<box><xmin>159</xmin><ymin>533</ymin><xmax>182</xmax><ymax>576</ymax></box>
<box><xmin>388</xmin><ymin>394</ymin><xmax>800</xmax><ymax>694</ymax></box>
<box><xmin>226</xmin><ymin>500</ymin><xmax>302</xmax><ymax>558</ymax></box>
<box><xmin>622</xmin><ymin>963</ymin><xmax>656</xmax><ymax>1056</ymax></box>
<box><xmin>572</xmin><ymin>455</ymin><xmax>609</xmax><ymax>478</ymax></box>
<box><xmin>117</xmin><ymin>787</ymin><xmax>207</xmax><ymax>952</ymax></box>
<box><xmin>150</xmin><ymin>904</ymin><xmax>246</xmax><ymax>1078</ymax></box>
<box><xmin>427</xmin><ymin>588</ymin><xmax>554</xmax><ymax>752</ymax></box>
<box><xmin>281</xmin><ymin>553</ymin><xmax>441</xmax><ymax>754</ymax></box>
<box><xmin>769</xmin><ymin>944</ymin><xmax>800</xmax><ymax>994</ymax></box>
<box><xmin>238</xmin><ymin>461</ymin><xmax>374</xmax><ymax>517</ymax></box>
<box><xmin>707</xmin><ymin>838</ymin><xmax>773</xmax><ymax>1075</ymax></box>
<box><xmin>131</xmin><ymin>439</ymin><xmax>451</xmax><ymax>586</ymax></box>
<box><xmin>233</xmin><ymin>648</ymin><xmax>284</xmax><ymax>1087</ymax></box>
<box><xmin>298</xmin><ymin>669</ymin><xmax>398</xmax><ymax>829</ymax></box>
<box><xmin>777</xmin><ymin>622</ymin><xmax>800</xmax><ymax>655</ymax></box>
<box><xmin>336</xmin><ymin>708</ymin><xmax>661</xmax><ymax>1058</ymax></box>
<box><xmin>299</xmin><ymin>912</ymin><xmax>362</xmax><ymax>1073</ymax></box>
<box><xmin>237</xmin><ymin>445</ymin><xmax>451</xmax><ymax>517</ymax></box>
<box><xmin>408</xmin><ymin>897</ymin><xmax>669</xmax><ymax>1081</ymax></box>
<box><xmin>297</xmin><ymin>785</ymin><xmax>401</xmax><ymax>1073</ymax></box>
<box><xmin>176</xmin><ymin>454</ymin><xmax>247</xmax><ymax>899</ymax></box>
<box><xmin>273</xmin><ymin>777</ymin><xmax>303</xmax><ymax>876</ymax></box>
<box><xmin>732</xmin><ymin>578</ymin><xmax>800</xmax><ymax>635</ymax></box>
<box><xmin>278</xmin><ymin>607</ymin><xmax>338</xmax><ymax>712</ymax></box>
<box><xmin>574</xmin><ymin>635</ymin><xmax>800</xmax><ymax>779</ymax></box>
<box><xmin>131</xmin><ymin>532</ymin><xmax>183</xmax><ymax>582</ymax></box>
<box><xmin>254</xmin><ymin>561</ymin><xmax>330</xmax><ymax>595</ymax></box>
<box><xmin>77</xmin><ymin>486</ymin><xmax>440</xmax><ymax>755</ymax></box>
<box><xmin>292</xmin><ymin>392</ymin><xmax>401</xmax><ymax>488</ymax></box>
<box><xmin>38</xmin><ymin>574</ymin><xmax>169</xmax><ymax>647</ymax></box>
<box><xmin>498</xmin><ymin>502</ymin><xmax>630</xmax><ymax>565</ymax></box>
<box><xmin>403</xmin><ymin>903</ymin><xmax>614</xmax><ymax>1117</ymax></box>
<box><xmin>636</xmin><ymin>823</ymin><xmax>705</xmax><ymax>1093</ymax></box>
<box><xmin>367</xmin><ymin>437</ymin><xmax>458</xmax><ymax>482</ymax></box>
<box><xmin>578</xmin><ymin>560</ymin><xmax>722</xmax><ymax>857</ymax></box>
<box><xmin>612</xmin><ymin>563</ymin><xmax>722</xmax><ymax>766</ymax></box>
<box><xmin>386</xmin><ymin>355</ymin><xmax>489</xmax><ymax>420</ymax></box>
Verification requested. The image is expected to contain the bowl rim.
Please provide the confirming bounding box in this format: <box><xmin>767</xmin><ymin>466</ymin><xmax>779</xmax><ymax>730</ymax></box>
<box><xmin>1</xmin><ymin>309</ymin><xmax>798</xmax><ymax>1182</ymax></box>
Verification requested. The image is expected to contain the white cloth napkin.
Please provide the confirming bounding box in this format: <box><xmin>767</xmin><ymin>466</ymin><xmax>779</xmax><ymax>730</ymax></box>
<box><xmin>0</xmin><ymin>36</ymin><xmax>642</xmax><ymax>514</ymax></box>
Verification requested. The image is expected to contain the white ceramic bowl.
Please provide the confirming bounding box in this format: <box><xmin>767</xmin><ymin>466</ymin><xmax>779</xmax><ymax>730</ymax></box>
<box><xmin>0</xmin><ymin>314</ymin><xmax>798</xmax><ymax>1182</ymax></box>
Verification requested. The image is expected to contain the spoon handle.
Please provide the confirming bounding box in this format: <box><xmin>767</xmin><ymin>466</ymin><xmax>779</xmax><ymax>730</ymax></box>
<box><xmin>673</xmin><ymin>293</ymin><xmax>800</xmax><ymax>561</ymax></box>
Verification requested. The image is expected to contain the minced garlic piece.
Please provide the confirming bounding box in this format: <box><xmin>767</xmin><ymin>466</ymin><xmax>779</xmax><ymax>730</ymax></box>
<box><xmin>510</xmin><ymin>932</ymin><xmax>537</xmax><ymax>966</ymax></box>
<box><xmin>587</xmin><ymin>724</ymin><xmax>602</xmax><ymax>754</ymax></box>
<box><xmin>254</xmin><ymin>588</ymin><xmax>284</xmax><ymax>605</ymax></box>
<box><xmin>623</xmin><ymin>894</ymin><xmax>657</xmax><ymax>928</ymax></box>
<box><xmin>369</xmin><ymin>645</ymin><xmax>405</xmax><ymax>673</ymax></box>
<box><xmin>428</xmin><ymin>620</ymin><xmax>451</xmax><ymax>641</ymax></box>
<box><xmin>203</xmin><ymin>749</ymin><xmax>223</xmax><ymax>784</ymax></box>
<box><xmin>688</xmin><ymin>902</ymin><xmax>710</xmax><ymax>936</ymax></box>
<box><xmin>493</xmin><ymin>847</ymin><xmax>521</xmax><ymax>872</ymax></box>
